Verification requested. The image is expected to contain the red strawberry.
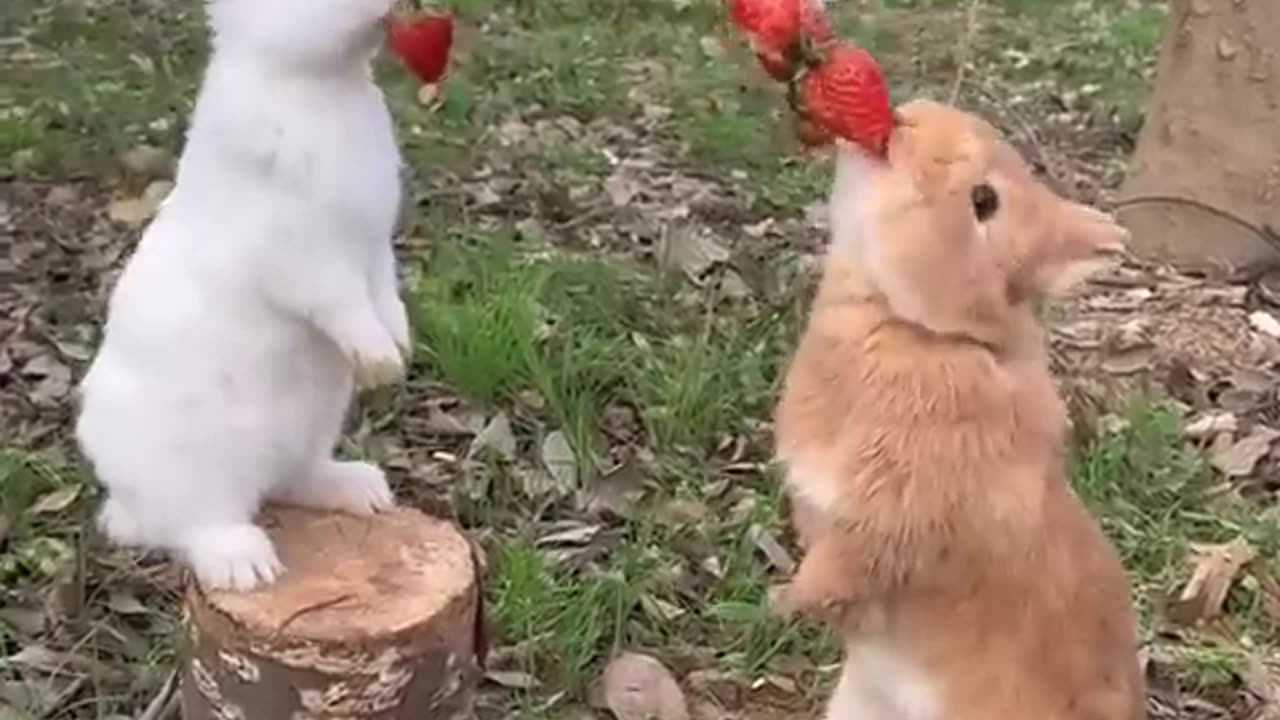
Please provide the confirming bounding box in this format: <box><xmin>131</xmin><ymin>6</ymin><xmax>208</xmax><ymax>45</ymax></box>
<box><xmin>800</xmin><ymin>44</ymin><xmax>894</xmax><ymax>156</ymax></box>
<box><xmin>727</xmin><ymin>0</ymin><xmax>802</xmax><ymax>61</ymax></box>
<box><xmin>728</xmin><ymin>0</ymin><xmax>837</xmax><ymax>81</ymax></box>
<box><xmin>386</xmin><ymin>13</ymin><xmax>454</xmax><ymax>85</ymax></box>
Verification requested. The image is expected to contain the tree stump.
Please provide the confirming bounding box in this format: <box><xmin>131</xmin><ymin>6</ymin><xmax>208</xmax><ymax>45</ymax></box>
<box><xmin>1117</xmin><ymin>0</ymin><xmax>1280</xmax><ymax>277</ymax></box>
<box><xmin>180</xmin><ymin>505</ymin><xmax>482</xmax><ymax>720</ymax></box>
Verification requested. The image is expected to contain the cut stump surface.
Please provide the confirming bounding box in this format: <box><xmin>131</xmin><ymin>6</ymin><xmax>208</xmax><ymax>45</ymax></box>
<box><xmin>180</xmin><ymin>505</ymin><xmax>480</xmax><ymax>720</ymax></box>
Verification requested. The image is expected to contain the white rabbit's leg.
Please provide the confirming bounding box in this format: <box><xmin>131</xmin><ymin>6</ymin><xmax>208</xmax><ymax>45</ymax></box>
<box><xmin>178</xmin><ymin>524</ymin><xmax>283</xmax><ymax>591</ymax></box>
<box><xmin>270</xmin><ymin>460</ymin><xmax>395</xmax><ymax>515</ymax></box>
<box><xmin>257</xmin><ymin>232</ymin><xmax>404</xmax><ymax>390</ymax></box>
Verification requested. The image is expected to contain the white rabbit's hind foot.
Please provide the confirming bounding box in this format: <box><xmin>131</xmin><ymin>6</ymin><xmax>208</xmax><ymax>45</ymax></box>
<box><xmin>180</xmin><ymin>524</ymin><xmax>283</xmax><ymax>592</ymax></box>
<box><xmin>272</xmin><ymin>460</ymin><xmax>395</xmax><ymax>516</ymax></box>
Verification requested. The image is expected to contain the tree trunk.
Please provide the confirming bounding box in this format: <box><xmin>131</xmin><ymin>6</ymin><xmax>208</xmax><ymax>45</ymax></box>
<box><xmin>180</xmin><ymin>505</ymin><xmax>483</xmax><ymax>720</ymax></box>
<box><xmin>1116</xmin><ymin>0</ymin><xmax>1280</xmax><ymax>278</ymax></box>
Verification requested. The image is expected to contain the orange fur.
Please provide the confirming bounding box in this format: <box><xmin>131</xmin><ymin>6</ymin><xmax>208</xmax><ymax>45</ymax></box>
<box><xmin>774</xmin><ymin>99</ymin><xmax>1145</xmax><ymax>719</ymax></box>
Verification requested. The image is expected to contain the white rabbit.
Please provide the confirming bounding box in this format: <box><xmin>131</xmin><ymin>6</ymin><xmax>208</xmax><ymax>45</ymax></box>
<box><xmin>75</xmin><ymin>0</ymin><xmax>411</xmax><ymax>591</ymax></box>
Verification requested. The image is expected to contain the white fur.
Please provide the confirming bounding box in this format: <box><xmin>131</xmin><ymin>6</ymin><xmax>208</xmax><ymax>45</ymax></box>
<box><xmin>828</xmin><ymin>144</ymin><xmax>932</xmax><ymax>331</ymax></box>
<box><xmin>825</xmin><ymin>639</ymin><xmax>940</xmax><ymax>720</ymax></box>
<box><xmin>75</xmin><ymin>0</ymin><xmax>407</xmax><ymax>592</ymax></box>
<box><xmin>827</xmin><ymin>141</ymin><xmax>879</xmax><ymax>255</ymax></box>
<box><xmin>781</xmin><ymin>459</ymin><xmax>842</xmax><ymax>515</ymax></box>
<box><xmin>781</xmin><ymin>462</ymin><xmax>941</xmax><ymax>720</ymax></box>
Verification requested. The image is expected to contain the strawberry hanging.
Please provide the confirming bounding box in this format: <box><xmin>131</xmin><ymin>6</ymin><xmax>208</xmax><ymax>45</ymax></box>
<box><xmin>385</xmin><ymin>12</ymin><xmax>454</xmax><ymax>85</ymax></box>
<box><xmin>725</xmin><ymin>0</ymin><xmax>895</xmax><ymax>156</ymax></box>
<box><xmin>727</xmin><ymin>0</ymin><xmax>833</xmax><ymax>81</ymax></box>
<box><xmin>727</xmin><ymin>0</ymin><xmax>802</xmax><ymax>68</ymax></box>
<box><xmin>799</xmin><ymin>44</ymin><xmax>893</xmax><ymax>156</ymax></box>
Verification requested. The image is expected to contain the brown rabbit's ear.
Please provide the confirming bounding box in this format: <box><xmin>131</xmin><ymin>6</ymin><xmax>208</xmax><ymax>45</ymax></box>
<box><xmin>1033</xmin><ymin>202</ymin><xmax>1129</xmax><ymax>296</ymax></box>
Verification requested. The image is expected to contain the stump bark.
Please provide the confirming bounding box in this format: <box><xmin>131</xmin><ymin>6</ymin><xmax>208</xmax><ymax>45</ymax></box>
<box><xmin>180</xmin><ymin>505</ymin><xmax>482</xmax><ymax>720</ymax></box>
<box><xmin>1117</xmin><ymin>0</ymin><xmax>1280</xmax><ymax>277</ymax></box>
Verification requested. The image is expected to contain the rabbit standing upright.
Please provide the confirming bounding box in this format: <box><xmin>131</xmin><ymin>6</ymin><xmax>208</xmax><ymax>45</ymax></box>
<box><xmin>75</xmin><ymin>0</ymin><xmax>412</xmax><ymax>591</ymax></box>
<box><xmin>773</xmin><ymin>99</ymin><xmax>1147</xmax><ymax>719</ymax></box>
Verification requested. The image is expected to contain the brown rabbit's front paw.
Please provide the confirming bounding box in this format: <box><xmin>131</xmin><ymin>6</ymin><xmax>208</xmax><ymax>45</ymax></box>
<box><xmin>768</xmin><ymin>580</ymin><xmax>852</xmax><ymax>623</ymax></box>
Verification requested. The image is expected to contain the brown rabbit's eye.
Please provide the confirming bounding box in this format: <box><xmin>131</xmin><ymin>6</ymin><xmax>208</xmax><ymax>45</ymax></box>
<box><xmin>971</xmin><ymin>182</ymin><xmax>999</xmax><ymax>222</ymax></box>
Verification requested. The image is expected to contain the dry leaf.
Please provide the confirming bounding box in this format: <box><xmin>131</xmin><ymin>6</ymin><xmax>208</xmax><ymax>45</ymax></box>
<box><xmin>484</xmin><ymin>669</ymin><xmax>540</xmax><ymax>689</ymax></box>
<box><xmin>536</xmin><ymin>522</ymin><xmax>603</xmax><ymax>546</ymax></box>
<box><xmin>1100</xmin><ymin>347</ymin><xmax>1153</xmax><ymax>375</ymax></box>
<box><xmin>602</xmin><ymin>652</ymin><xmax>689</xmax><ymax>720</ymax></box>
<box><xmin>540</xmin><ymin>431</ymin><xmax>578</xmax><ymax>494</ymax></box>
<box><xmin>581</xmin><ymin>459</ymin><xmax>647</xmax><ymax>519</ymax></box>
<box><xmin>29</xmin><ymin>486</ymin><xmax>81</xmax><ymax>515</ymax></box>
<box><xmin>656</xmin><ymin>226</ymin><xmax>729</xmax><ymax>284</ymax></box>
<box><xmin>749</xmin><ymin>525</ymin><xmax>795</xmax><ymax>574</ymax></box>
<box><xmin>1168</xmin><ymin>537</ymin><xmax>1257</xmax><ymax>625</ymax></box>
<box><xmin>105</xmin><ymin>592</ymin><xmax>148</xmax><ymax>616</ymax></box>
<box><xmin>21</xmin><ymin>354</ymin><xmax>71</xmax><ymax>407</ymax></box>
<box><xmin>1248</xmin><ymin>310</ymin><xmax>1280</xmax><ymax>338</ymax></box>
<box><xmin>469</xmin><ymin>411</ymin><xmax>516</xmax><ymax>460</ymax></box>
<box><xmin>1184</xmin><ymin>412</ymin><xmax>1237</xmax><ymax>440</ymax></box>
<box><xmin>1210</xmin><ymin>426</ymin><xmax>1280</xmax><ymax>477</ymax></box>
<box><xmin>640</xmin><ymin>595</ymin><xmax>687</xmax><ymax>622</ymax></box>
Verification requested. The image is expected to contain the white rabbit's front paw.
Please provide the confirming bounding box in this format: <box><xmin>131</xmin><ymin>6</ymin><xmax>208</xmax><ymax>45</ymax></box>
<box><xmin>377</xmin><ymin>293</ymin><xmax>413</xmax><ymax>361</ymax></box>
<box><xmin>389</xmin><ymin>300</ymin><xmax>412</xmax><ymax>361</ymax></box>
<box><xmin>273</xmin><ymin>460</ymin><xmax>395</xmax><ymax>515</ymax></box>
<box><xmin>181</xmin><ymin>524</ymin><xmax>283</xmax><ymax>592</ymax></box>
<box><xmin>332</xmin><ymin>313</ymin><xmax>405</xmax><ymax>389</ymax></box>
<box><xmin>351</xmin><ymin>346</ymin><xmax>404</xmax><ymax>389</ymax></box>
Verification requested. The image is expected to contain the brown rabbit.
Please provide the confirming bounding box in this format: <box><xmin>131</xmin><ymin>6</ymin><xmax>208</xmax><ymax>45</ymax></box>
<box><xmin>772</xmin><ymin>98</ymin><xmax>1146</xmax><ymax>720</ymax></box>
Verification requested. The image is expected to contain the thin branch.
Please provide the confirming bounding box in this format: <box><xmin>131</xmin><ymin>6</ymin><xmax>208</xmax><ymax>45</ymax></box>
<box><xmin>949</xmin><ymin>0</ymin><xmax>983</xmax><ymax>105</ymax></box>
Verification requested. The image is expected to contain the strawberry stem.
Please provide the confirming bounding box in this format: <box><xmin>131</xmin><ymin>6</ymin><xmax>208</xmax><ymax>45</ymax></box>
<box><xmin>784</xmin><ymin>74</ymin><xmax>806</xmax><ymax>116</ymax></box>
<box><xmin>796</xmin><ymin>35</ymin><xmax>827</xmax><ymax>69</ymax></box>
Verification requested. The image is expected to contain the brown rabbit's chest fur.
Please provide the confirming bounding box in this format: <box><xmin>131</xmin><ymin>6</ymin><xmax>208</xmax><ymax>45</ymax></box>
<box><xmin>775</xmin><ymin>253</ymin><xmax>1145</xmax><ymax>719</ymax></box>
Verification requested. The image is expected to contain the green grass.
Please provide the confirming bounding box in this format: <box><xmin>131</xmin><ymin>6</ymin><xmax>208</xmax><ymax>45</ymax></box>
<box><xmin>410</xmin><ymin>234</ymin><xmax>787</xmax><ymax>464</ymax></box>
<box><xmin>0</xmin><ymin>449</ymin><xmax>85</xmax><ymax>590</ymax></box>
<box><xmin>1072</xmin><ymin>402</ymin><xmax>1280</xmax><ymax>685</ymax></box>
